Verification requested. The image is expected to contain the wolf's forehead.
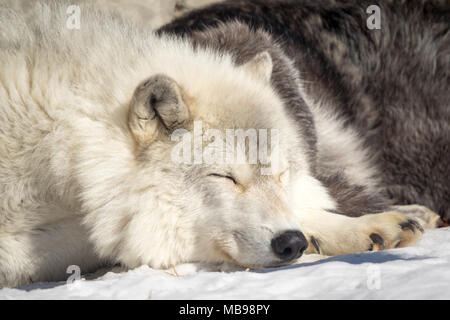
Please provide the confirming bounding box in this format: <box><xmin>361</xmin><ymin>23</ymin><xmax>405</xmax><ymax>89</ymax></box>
<box><xmin>193</xmin><ymin>95</ymin><xmax>287</xmax><ymax>131</ymax></box>
<box><xmin>181</xmin><ymin>72</ymin><xmax>283</xmax><ymax>119</ymax></box>
<box><xmin>204</xmin><ymin>139</ymin><xmax>289</xmax><ymax>177</ymax></box>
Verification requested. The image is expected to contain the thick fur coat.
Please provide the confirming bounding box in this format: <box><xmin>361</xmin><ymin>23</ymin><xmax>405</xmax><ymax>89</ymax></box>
<box><xmin>160</xmin><ymin>0</ymin><xmax>450</xmax><ymax>220</ymax></box>
<box><xmin>0</xmin><ymin>0</ymin><xmax>446</xmax><ymax>287</ymax></box>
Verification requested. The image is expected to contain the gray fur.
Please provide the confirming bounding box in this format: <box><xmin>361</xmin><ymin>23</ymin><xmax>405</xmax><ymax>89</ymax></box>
<box><xmin>160</xmin><ymin>0</ymin><xmax>450</xmax><ymax>221</ymax></box>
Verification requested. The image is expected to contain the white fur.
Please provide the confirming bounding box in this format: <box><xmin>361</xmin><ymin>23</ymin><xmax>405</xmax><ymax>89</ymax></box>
<box><xmin>299</xmin><ymin>84</ymin><xmax>380</xmax><ymax>192</ymax></box>
<box><xmin>0</xmin><ymin>1</ymin><xmax>302</xmax><ymax>286</ymax></box>
<box><xmin>0</xmin><ymin>1</ymin><xmax>423</xmax><ymax>288</ymax></box>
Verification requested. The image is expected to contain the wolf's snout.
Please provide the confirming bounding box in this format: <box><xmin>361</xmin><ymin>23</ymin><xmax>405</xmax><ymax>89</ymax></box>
<box><xmin>271</xmin><ymin>230</ymin><xmax>308</xmax><ymax>262</ymax></box>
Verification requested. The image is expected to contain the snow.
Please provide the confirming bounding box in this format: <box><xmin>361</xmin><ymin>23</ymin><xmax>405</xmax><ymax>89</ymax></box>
<box><xmin>1</xmin><ymin>227</ymin><xmax>449</xmax><ymax>300</ymax></box>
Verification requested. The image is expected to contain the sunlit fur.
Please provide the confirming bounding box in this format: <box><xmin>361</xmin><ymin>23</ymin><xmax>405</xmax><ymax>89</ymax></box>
<box><xmin>0</xmin><ymin>1</ymin><xmax>316</xmax><ymax>287</ymax></box>
<box><xmin>0</xmin><ymin>1</ymin><xmax>432</xmax><ymax>287</ymax></box>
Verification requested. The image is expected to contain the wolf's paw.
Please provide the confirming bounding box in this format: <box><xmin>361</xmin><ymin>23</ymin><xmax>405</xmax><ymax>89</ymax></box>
<box><xmin>391</xmin><ymin>204</ymin><xmax>443</xmax><ymax>229</ymax></box>
<box><xmin>362</xmin><ymin>211</ymin><xmax>424</xmax><ymax>251</ymax></box>
<box><xmin>304</xmin><ymin>211</ymin><xmax>424</xmax><ymax>256</ymax></box>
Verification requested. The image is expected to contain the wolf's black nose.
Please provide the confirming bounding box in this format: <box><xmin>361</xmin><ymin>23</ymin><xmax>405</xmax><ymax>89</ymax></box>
<box><xmin>271</xmin><ymin>230</ymin><xmax>308</xmax><ymax>262</ymax></box>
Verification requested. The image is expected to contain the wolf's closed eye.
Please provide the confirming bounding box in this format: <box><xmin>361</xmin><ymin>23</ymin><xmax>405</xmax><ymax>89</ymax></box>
<box><xmin>208</xmin><ymin>173</ymin><xmax>238</xmax><ymax>185</ymax></box>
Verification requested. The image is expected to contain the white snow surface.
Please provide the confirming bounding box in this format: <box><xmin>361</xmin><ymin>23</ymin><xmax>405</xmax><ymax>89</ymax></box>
<box><xmin>1</xmin><ymin>227</ymin><xmax>449</xmax><ymax>300</ymax></box>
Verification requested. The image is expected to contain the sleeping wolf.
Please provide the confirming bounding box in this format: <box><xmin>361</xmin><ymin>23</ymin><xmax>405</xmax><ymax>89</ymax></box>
<box><xmin>0</xmin><ymin>0</ymin><xmax>447</xmax><ymax>287</ymax></box>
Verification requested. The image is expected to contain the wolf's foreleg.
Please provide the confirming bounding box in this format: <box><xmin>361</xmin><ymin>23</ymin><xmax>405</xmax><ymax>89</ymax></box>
<box><xmin>296</xmin><ymin>208</ymin><xmax>425</xmax><ymax>256</ymax></box>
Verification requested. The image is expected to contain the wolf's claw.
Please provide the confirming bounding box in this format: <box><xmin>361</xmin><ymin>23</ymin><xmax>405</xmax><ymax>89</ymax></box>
<box><xmin>369</xmin><ymin>233</ymin><xmax>385</xmax><ymax>250</ymax></box>
<box><xmin>310</xmin><ymin>236</ymin><xmax>321</xmax><ymax>254</ymax></box>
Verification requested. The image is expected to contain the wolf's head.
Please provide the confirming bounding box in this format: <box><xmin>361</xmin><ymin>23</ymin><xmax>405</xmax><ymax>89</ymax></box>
<box><xmin>105</xmin><ymin>47</ymin><xmax>326</xmax><ymax>270</ymax></box>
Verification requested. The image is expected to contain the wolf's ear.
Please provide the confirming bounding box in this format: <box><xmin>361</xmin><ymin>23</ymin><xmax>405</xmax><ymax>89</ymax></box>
<box><xmin>128</xmin><ymin>74</ymin><xmax>189</xmax><ymax>145</ymax></box>
<box><xmin>240</xmin><ymin>51</ymin><xmax>273</xmax><ymax>83</ymax></box>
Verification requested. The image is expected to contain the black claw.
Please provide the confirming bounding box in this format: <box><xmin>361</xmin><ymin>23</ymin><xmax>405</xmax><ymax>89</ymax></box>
<box><xmin>408</xmin><ymin>219</ymin><xmax>424</xmax><ymax>233</ymax></box>
<box><xmin>399</xmin><ymin>221</ymin><xmax>416</xmax><ymax>233</ymax></box>
<box><xmin>369</xmin><ymin>233</ymin><xmax>386</xmax><ymax>250</ymax></box>
<box><xmin>310</xmin><ymin>236</ymin><xmax>321</xmax><ymax>254</ymax></box>
<box><xmin>399</xmin><ymin>219</ymin><xmax>424</xmax><ymax>233</ymax></box>
<box><xmin>368</xmin><ymin>243</ymin><xmax>374</xmax><ymax>251</ymax></box>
